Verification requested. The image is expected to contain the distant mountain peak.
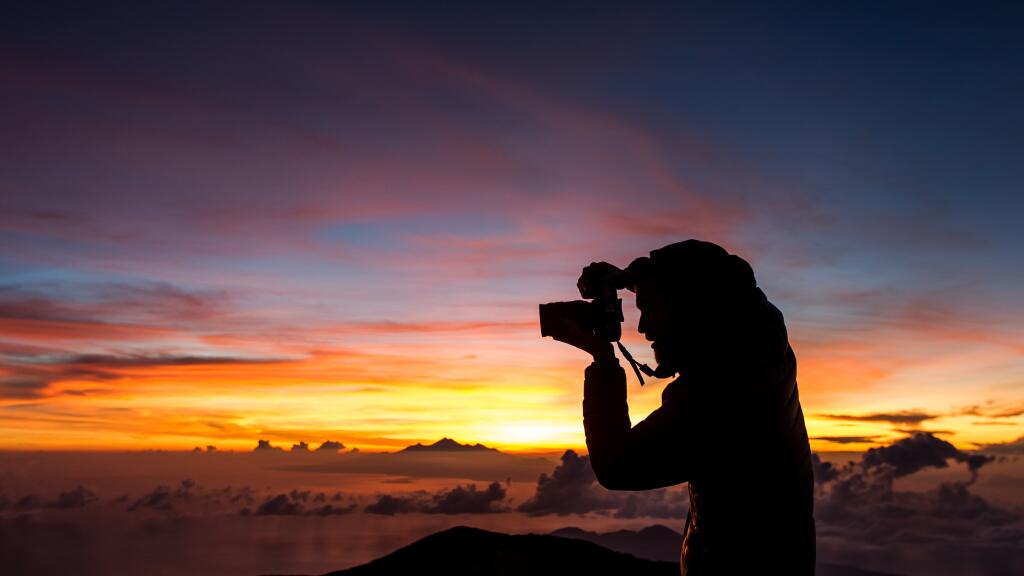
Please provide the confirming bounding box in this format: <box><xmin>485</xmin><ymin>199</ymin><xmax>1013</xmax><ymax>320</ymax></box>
<box><xmin>398</xmin><ymin>437</ymin><xmax>498</xmax><ymax>453</ymax></box>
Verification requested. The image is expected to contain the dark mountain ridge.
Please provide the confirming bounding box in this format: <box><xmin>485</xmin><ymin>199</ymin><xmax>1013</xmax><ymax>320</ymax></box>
<box><xmin>549</xmin><ymin>524</ymin><xmax>683</xmax><ymax>563</ymax></box>
<box><xmin>323</xmin><ymin>525</ymin><xmax>678</xmax><ymax>576</ymax></box>
<box><xmin>296</xmin><ymin>524</ymin><xmax>903</xmax><ymax>576</ymax></box>
<box><xmin>548</xmin><ymin>525</ymin><xmax>902</xmax><ymax>576</ymax></box>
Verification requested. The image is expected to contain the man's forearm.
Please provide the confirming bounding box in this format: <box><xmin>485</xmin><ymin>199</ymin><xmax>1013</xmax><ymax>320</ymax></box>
<box><xmin>582</xmin><ymin>355</ymin><xmax>631</xmax><ymax>486</ymax></box>
<box><xmin>582</xmin><ymin>354</ymin><xmax>691</xmax><ymax>490</ymax></box>
<box><xmin>582</xmin><ymin>356</ymin><xmax>628</xmax><ymax>425</ymax></box>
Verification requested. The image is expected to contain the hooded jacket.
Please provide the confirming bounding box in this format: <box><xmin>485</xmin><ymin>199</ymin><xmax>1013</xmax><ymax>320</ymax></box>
<box><xmin>582</xmin><ymin>286</ymin><xmax>815</xmax><ymax>575</ymax></box>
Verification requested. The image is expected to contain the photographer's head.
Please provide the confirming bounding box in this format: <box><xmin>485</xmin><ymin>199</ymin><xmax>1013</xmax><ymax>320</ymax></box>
<box><xmin>624</xmin><ymin>240</ymin><xmax>760</xmax><ymax>374</ymax></box>
<box><xmin>539</xmin><ymin>238</ymin><xmax>772</xmax><ymax>380</ymax></box>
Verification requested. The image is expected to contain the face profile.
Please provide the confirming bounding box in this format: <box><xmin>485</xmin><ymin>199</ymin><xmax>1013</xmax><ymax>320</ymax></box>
<box><xmin>634</xmin><ymin>273</ymin><xmax>681</xmax><ymax>376</ymax></box>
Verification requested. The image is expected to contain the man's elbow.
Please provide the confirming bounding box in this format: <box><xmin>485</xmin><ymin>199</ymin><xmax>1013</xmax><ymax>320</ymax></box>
<box><xmin>590</xmin><ymin>460</ymin><xmax>631</xmax><ymax>491</ymax></box>
<box><xmin>585</xmin><ymin>431</ymin><xmax>638</xmax><ymax>490</ymax></box>
<box><xmin>595</xmin><ymin>474</ymin><xmax>629</xmax><ymax>491</ymax></box>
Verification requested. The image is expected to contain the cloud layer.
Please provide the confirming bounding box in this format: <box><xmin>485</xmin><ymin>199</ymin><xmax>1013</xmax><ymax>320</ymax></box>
<box><xmin>812</xmin><ymin>432</ymin><xmax>1022</xmax><ymax>573</ymax></box>
<box><xmin>518</xmin><ymin>450</ymin><xmax>688</xmax><ymax>519</ymax></box>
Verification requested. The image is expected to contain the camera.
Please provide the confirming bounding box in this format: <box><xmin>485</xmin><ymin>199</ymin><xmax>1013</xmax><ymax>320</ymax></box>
<box><xmin>538</xmin><ymin>262</ymin><xmax>626</xmax><ymax>343</ymax></box>
<box><xmin>539</xmin><ymin>259</ymin><xmax>666</xmax><ymax>385</ymax></box>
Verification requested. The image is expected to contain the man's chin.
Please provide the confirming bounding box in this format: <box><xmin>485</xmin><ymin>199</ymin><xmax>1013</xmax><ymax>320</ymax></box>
<box><xmin>652</xmin><ymin>340</ymin><xmax>672</xmax><ymax>360</ymax></box>
<box><xmin>652</xmin><ymin>342</ymin><xmax>681</xmax><ymax>377</ymax></box>
<box><xmin>651</xmin><ymin>343</ymin><xmax>670</xmax><ymax>368</ymax></box>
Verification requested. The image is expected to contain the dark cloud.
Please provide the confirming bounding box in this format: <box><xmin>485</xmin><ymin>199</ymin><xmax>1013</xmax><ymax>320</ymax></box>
<box><xmin>0</xmin><ymin>285</ymin><xmax>77</xmax><ymax>322</ymax></box>
<box><xmin>812</xmin><ymin>435</ymin><xmax>883</xmax><ymax>444</ymax></box>
<box><xmin>959</xmin><ymin>401</ymin><xmax>1024</xmax><ymax>419</ymax></box>
<box><xmin>612</xmin><ymin>489</ymin><xmax>688</xmax><ymax>519</ymax></box>
<box><xmin>518</xmin><ymin>450</ymin><xmax>686</xmax><ymax>519</ymax></box>
<box><xmin>0</xmin><ymin>485</ymin><xmax>98</xmax><ymax>511</ymax></box>
<box><xmin>0</xmin><ymin>282</ymin><xmax>230</xmax><ymax>325</ymax></box>
<box><xmin>305</xmin><ymin>503</ymin><xmax>358</xmax><ymax>516</ymax></box>
<box><xmin>128</xmin><ymin>479</ymin><xmax>196</xmax><ymax>512</ymax></box>
<box><xmin>253</xmin><ymin>439</ymin><xmax>283</xmax><ymax>452</ymax></box>
<box><xmin>291</xmin><ymin>441</ymin><xmax>310</xmax><ymax>452</ymax></box>
<box><xmin>813</xmin><ymin>432</ymin><xmax>1021</xmax><ymax>559</ymax></box>
<box><xmin>0</xmin><ymin>284</ymin><xmax>285</xmax><ymax>394</ymax></box>
<box><xmin>114</xmin><ymin>481</ymin><xmax>352</xmax><ymax>517</ymax></box>
<box><xmin>0</xmin><ymin>376</ymin><xmax>49</xmax><ymax>399</ymax></box>
<box><xmin>892</xmin><ymin>428</ymin><xmax>956</xmax><ymax>438</ymax></box>
<box><xmin>364</xmin><ymin>481</ymin><xmax>509</xmax><ymax>515</ymax></box>
<box><xmin>226</xmin><ymin>486</ymin><xmax>256</xmax><ymax>506</ymax></box>
<box><xmin>810</xmin><ymin>453</ymin><xmax>840</xmax><ymax>484</ymax></box>
<box><xmin>14</xmin><ymin>494</ymin><xmax>44</xmax><ymax>510</ymax></box>
<box><xmin>54</xmin><ymin>486</ymin><xmax>98</xmax><ymax>509</ymax></box>
<box><xmin>821</xmin><ymin>411</ymin><xmax>937</xmax><ymax>425</ymax></box>
<box><xmin>0</xmin><ymin>352</ymin><xmax>289</xmax><ymax>399</ymax></box>
<box><xmin>818</xmin><ymin>477</ymin><xmax>1020</xmax><ymax>539</ymax></box>
<box><xmin>977</xmin><ymin>435</ymin><xmax>1024</xmax><ymax>456</ymax></box>
<box><xmin>424</xmin><ymin>481</ymin><xmax>508</xmax><ymax>514</ymax></box>
<box><xmin>247</xmin><ymin>489</ymin><xmax>357</xmax><ymax>516</ymax></box>
<box><xmin>53</xmin><ymin>353</ymin><xmax>285</xmax><ymax>368</ymax></box>
<box><xmin>928</xmin><ymin>482</ymin><xmax>1018</xmax><ymax>523</ymax></box>
<box><xmin>861</xmin><ymin>432</ymin><xmax>995</xmax><ymax>479</ymax></box>
<box><xmin>254</xmin><ymin>494</ymin><xmax>303</xmax><ymax>515</ymax></box>
<box><xmin>364</xmin><ymin>493</ymin><xmax>423</xmax><ymax>515</ymax></box>
<box><xmin>316</xmin><ymin>440</ymin><xmax>345</xmax><ymax>452</ymax></box>
<box><xmin>95</xmin><ymin>282</ymin><xmax>230</xmax><ymax>323</ymax></box>
<box><xmin>518</xmin><ymin>450</ymin><xmax>617</xmax><ymax>516</ymax></box>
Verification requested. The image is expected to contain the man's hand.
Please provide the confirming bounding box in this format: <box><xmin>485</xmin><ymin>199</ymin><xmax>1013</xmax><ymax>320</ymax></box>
<box><xmin>578</xmin><ymin>261</ymin><xmax>627</xmax><ymax>296</ymax></box>
<box><xmin>549</xmin><ymin>317</ymin><xmax>615</xmax><ymax>362</ymax></box>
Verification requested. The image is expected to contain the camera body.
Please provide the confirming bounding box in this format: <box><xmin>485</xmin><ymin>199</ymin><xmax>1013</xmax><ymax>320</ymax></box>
<box><xmin>538</xmin><ymin>263</ymin><xmax>625</xmax><ymax>343</ymax></box>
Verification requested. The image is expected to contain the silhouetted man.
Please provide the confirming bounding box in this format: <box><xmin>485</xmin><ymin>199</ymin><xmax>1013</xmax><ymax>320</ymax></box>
<box><xmin>550</xmin><ymin>240</ymin><xmax>815</xmax><ymax>575</ymax></box>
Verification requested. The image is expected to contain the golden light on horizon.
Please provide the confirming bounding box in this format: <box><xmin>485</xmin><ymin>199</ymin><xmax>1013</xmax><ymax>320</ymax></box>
<box><xmin>3</xmin><ymin>341</ymin><xmax>1019</xmax><ymax>454</ymax></box>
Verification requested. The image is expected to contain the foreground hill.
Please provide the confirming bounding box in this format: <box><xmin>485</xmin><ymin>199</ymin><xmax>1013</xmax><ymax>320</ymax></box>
<box><xmin>549</xmin><ymin>525</ymin><xmax>901</xmax><ymax>576</ymax></box>
<box><xmin>323</xmin><ymin>525</ymin><xmax>678</xmax><ymax>576</ymax></box>
<box><xmin>312</xmin><ymin>525</ymin><xmax>902</xmax><ymax>576</ymax></box>
<box><xmin>549</xmin><ymin>525</ymin><xmax>683</xmax><ymax>563</ymax></box>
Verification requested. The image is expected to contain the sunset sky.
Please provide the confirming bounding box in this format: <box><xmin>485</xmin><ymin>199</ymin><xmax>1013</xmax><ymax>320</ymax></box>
<box><xmin>2</xmin><ymin>1</ymin><xmax>1022</xmax><ymax>454</ymax></box>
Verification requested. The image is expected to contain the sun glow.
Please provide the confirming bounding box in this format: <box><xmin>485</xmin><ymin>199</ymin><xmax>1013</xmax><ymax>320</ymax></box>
<box><xmin>492</xmin><ymin>421</ymin><xmax>579</xmax><ymax>450</ymax></box>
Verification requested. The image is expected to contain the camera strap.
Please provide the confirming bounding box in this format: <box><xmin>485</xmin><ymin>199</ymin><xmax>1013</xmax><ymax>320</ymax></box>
<box><xmin>616</xmin><ymin>341</ymin><xmax>655</xmax><ymax>386</ymax></box>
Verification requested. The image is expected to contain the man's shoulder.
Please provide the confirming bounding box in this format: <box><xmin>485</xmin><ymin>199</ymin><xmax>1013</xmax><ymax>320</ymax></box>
<box><xmin>659</xmin><ymin>360</ymin><xmax>781</xmax><ymax>413</ymax></box>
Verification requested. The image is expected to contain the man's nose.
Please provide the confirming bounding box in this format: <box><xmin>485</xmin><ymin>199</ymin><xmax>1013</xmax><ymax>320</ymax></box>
<box><xmin>638</xmin><ymin>314</ymin><xmax>650</xmax><ymax>339</ymax></box>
